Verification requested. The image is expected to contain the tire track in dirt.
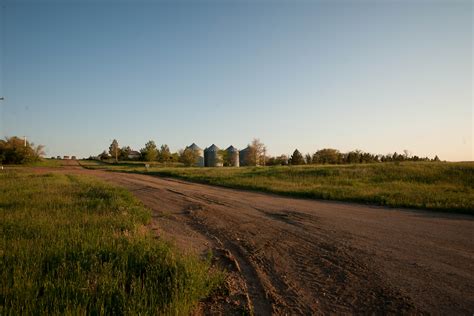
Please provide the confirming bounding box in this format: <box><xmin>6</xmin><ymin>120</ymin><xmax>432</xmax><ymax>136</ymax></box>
<box><xmin>183</xmin><ymin>203</ymin><xmax>274</xmax><ymax>315</ymax></box>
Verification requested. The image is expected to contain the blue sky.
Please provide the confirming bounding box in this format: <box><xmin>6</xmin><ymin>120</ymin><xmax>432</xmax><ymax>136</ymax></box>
<box><xmin>0</xmin><ymin>0</ymin><xmax>472</xmax><ymax>161</ymax></box>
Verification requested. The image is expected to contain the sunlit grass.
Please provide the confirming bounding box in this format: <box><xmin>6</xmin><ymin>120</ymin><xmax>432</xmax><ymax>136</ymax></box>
<box><xmin>0</xmin><ymin>170</ymin><xmax>222</xmax><ymax>315</ymax></box>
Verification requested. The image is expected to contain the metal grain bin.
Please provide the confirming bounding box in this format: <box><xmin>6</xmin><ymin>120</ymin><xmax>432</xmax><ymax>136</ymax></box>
<box><xmin>204</xmin><ymin>144</ymin><xmax>223</xmax><ymax>167</ymax></box>
<box><xmin>239</xmin><ymin>145</ymin><xmax>252</xmax><ymax>166</ymax></box>
<box><xmin>225</xmin><ymin>145</ymin><xmax>240</xmax><ymax>167</ymax></box>
<box><xmin>185</xmin><ymin>143</ymin><xmax>204</xmax><ymax>167</ymax></box>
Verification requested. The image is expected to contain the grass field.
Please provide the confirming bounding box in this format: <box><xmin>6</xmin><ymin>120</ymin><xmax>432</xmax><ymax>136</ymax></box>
<box><xmin>27</xmin><ymin>159</ymin><xmax>63</xmax><ymax>167</ymax></box>
<box><xmin>80</xmin><ymin>160</ymin><xmax>474</xmax><ymax>214</ymax></box>
<box><xmin>0</xmin><ymin>169</ymin><xmax>222</xmax><ymax>314</ymax></box>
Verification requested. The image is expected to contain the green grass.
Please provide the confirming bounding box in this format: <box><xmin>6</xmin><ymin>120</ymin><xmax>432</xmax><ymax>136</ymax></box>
<box><xmin>0</xmin><ymin>170</ymin><xmax>222</xmax><ymax>315</ymax></box>
<box><xmin>81</xmin><ymin>160</ymin><xmax>474</xmax><ymax>214</ymax></box>
<box><xmin>26</xmin><ymin>159</ymin><xmax>63</xmax><ymax>167</ymax></box>
<box><xmin>0</xmin><ymin>159</ymin><xmax>63</xmax><ymax>168</ymax></box>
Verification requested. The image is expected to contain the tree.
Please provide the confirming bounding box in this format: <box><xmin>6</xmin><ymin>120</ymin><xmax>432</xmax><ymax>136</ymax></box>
<box><xmin>245</xmin><ymin>138</ymin><xmax>266</xmax><ymax>166</ymax></box>
<box><xmin>109</xmin><ymin>139</ymin><xmax>119</xmax><ymax>163</ymax></box>
<box><xmin>179</xmin><ymin>148</ymin><xmax>199</xmax><ymax>166</ymax></box>
<box><xmin>0</xmin><ymin>136</ymin><xmax>45</xmax><ymax>164</ymax></box>
<box><xmin>361</xmin><ymin>152</ymin><xmax>376</xmax><ymax>163</ymax></box>
<box><xmin>253</xmin><ymin>138</ymin><xmax>266</xmax><ymax>166</ymax></box>
<box><xmin>345</xmin><ymin>150</ymin><xmax>361</xmax><ymax>164</ymax></box>
<box><xmin>265</xmin><ymin>156</ymin><xmax>277</xmax><ymax>166</ymax></box>
<box><xmin>304</xmin><ymin>153</ymin><xmax>312</xmax><ymax>164</ymax></box>
<box><xmin>433</xmin><ymin>155</ymin><xmax>440</xmax><ymax>162</ymax></box>
<box><xmin>312</xmin><ymin>148</ymin><xmax>341</xmax><ymax>164</ymax></box>
<box><xmin>276</xmin><ymin>155</ymin><xmax>289</xmax><ymax>166</ymax></box>
<box><xmin>159</xmin><ymin>144</ymin><xmax>171</xmax><ymax>163</ymax></box>
<box><xmin>392</xmin><ymin>152</ymin><xmax>406</xmax><ymax>162</ymax></box>
<box><xmin>140</xmin><ymin>140</ymin><xmax>158</xmax><ymax>162</ymax></box>
<box><xmin>170</xmin><ymin>152</ymin><xmax>180</xmax><ymax>162</ymax></box>
<box><xmin>99</xmin><ymin>150</ymin><xmax>109</xmax><ymax>160</ymax></box>
<box><xmin>220</xmin><ymin>149</ymin><xmax>231</xmax><ymax>166</ymax></box>
<box><xmin>266</xmin><ymin>155</ymin><xmax>288</xmax><ymax>166</ymax></box>
<box><xmin>290</xmin><ymin>149</ymin><xmax>305</xmax><ymax>165</ymax></box>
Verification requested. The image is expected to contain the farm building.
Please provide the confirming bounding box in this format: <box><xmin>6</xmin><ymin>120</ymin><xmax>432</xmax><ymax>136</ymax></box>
<box><xmin>225</xmin><ymin>145</ymin><xmax>239</xmax><ymax>167</ymax></box>
<box><xmin>63</xmin><ymin>155</ymin><xmax>70</xmax><ymax>160</ymax></box>
<box><xmin>128</xmin><ymin>151</ymin><xmax>141</xmax><ymax>160</ymax></box>
<box><xmin>204</xmin><ymin>144</ymin><xmax>223</xmax><ymax>167</ymax></box>
<box><xmin>185</xmin><ymin>143</ymin><xmax>204</xmax><ymax>167</ymax></box>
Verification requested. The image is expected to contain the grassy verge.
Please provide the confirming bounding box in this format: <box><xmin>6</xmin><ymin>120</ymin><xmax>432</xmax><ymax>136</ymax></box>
<box><xmin>0</xmin><ymin>159</ymin><xmax>63</xmax><ymax>168</ymax></box>
<box><xmin>26</xmin><ymin>159</ymin><xmax>63</xmax><ymax>167</ymax></box>
<box><xmin>80</xmin><ymin>160</ymin><xmax>474</xmax><ymax>214</ymax></box>
<box><xmin>0</xmin><ymin>169</ymin><xmax>222</xmax><ymax>315</ymax></box>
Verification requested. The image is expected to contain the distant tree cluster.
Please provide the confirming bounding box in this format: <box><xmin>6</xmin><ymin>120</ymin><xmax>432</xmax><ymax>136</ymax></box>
<box><xmin>0</xmin><ymin>136</ymin><xmax>45</xmax><ymax>164</ymax></box>
<box><xmin>96</xmin><ymin>139</ymin><xmax>180</xmax><ymax>163</ymax></box>
<box><xmin>266</xmin><ymin>148</ymin><xmax>440</xmax><ymax>166</ymax></box>
<box><xmin>266</xmin><ymin>155</ymin><xmax>289</xmax><ymax>166</ymax></box>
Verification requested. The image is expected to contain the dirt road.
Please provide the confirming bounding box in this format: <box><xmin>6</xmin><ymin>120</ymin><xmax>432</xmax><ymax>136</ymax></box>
<box><xmin>37</xmin><ymin>163</ymin><xmax>474</xmax><ymax>314</ymax></box>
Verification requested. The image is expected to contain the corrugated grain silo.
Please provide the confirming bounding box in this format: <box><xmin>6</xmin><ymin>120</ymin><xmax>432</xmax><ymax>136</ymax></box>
<box><xmin>204</xmin><ymin>144</ymin><xmax>223</xmax><ymax>167</ymax></box>
<box><xmin>185</xmin><ymin>143</ymin><xmax>204</xmax><ymax>167</ymax></box>
<box><xmin>239</xmin><ymin>145</ymin><xmax>252</xmax><ymax>166</ymax></box>
<box><xmin>225</xmin><ymin>145</ymin><xmax>240</xmax><ymax>167</ymax></box>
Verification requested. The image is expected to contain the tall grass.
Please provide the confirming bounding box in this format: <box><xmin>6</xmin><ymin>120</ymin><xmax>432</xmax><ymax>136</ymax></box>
<box><xmin>0</xmin><ymin>170</ymin><xmax>222</xmax><ymax>315</ymax></box>
<box><xmin>81</xmin><ymin>161</ymin><xmax>474</xmax><ymax>213</ymax></box>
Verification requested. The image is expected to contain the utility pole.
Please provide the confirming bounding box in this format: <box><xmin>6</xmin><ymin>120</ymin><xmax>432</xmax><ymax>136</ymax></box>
<box><xmin>24</xmin><ymin>136</ymin><xmax>27</xmax><ymax>147</ymax></box>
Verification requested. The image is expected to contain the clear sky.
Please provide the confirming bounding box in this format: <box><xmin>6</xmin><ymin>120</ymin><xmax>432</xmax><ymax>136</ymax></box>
<box><xmin>0</xmin><ymin>0</ymin><xmax>472</xmax><ymax>161</ymax></box>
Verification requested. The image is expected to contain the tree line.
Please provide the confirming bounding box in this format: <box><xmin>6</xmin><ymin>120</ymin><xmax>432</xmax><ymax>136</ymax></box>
<box><xmin>94</xmin><ymin>139</ymin><xmax>180</xmax><ymax>164</ymax></box>
<box><xmin>95</xmin><ymin>139</ymin><xmax>440</xmax><ymax>167</ymax></box>
<box><xmin>281</xmin><ymin>148</ymin><xmax>440</xmax><ymax>166</ymax></box>
<box><xmin>96</xmin><ymin>139</ymin><xmax>208</xmax><ymax>166</ymax></box>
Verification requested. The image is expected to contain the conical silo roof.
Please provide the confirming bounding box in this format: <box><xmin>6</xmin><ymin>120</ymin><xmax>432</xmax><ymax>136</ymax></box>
<box><xmin>240</xmin><ymin>145</ymin><xmax>251</xmax><ymax>152</ymax></box>
<box><xmin>226</xmin><ymin>145</ymin><xmax>238</xmax><ymax>152</ymax></box>
<box><xmin>204</xmin><ymin>144</ymin><xmax>220</xmax><ymax>152</ymax></box>
<box><xmin>187</xmin><ymin>143</ymin><xmax>202</xmax><ymax>151</ymax></box>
